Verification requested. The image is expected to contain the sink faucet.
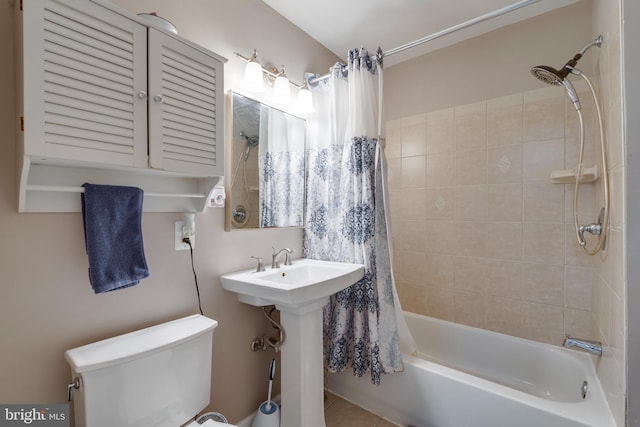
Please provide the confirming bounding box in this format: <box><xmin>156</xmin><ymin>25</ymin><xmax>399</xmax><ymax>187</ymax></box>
<box><xmin>271</xmin><ymin>247</ymin><xmax>293</xmax><ymax>269</ymax></box>
<box><xmin>563</xmin><ymin>335</ymin><xmax>602</xmax><ymax>356</ymax></box>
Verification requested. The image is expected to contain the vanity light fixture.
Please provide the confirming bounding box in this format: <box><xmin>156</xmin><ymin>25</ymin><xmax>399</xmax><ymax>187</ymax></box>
<box><xmin>234</xmin><ymin>50</ymin><xmax>312</xmax><ymax>113</ymax></box>
<box><xmin>296</xmin><ymin>83</ymin><xmax>314</xmax><ymax>114</ymax></box>
<box><xmin>242</xmin><ymin>49</ymin><xmax>265</xmax><ymax>92</ymax></box>
<box><xmin>272</xmin><ymin>65</ymin><xmax>291</xmax><ymax>103</ymax></box>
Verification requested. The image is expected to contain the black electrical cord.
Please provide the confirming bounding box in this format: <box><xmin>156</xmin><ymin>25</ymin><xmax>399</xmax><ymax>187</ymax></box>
<box><xmin>183</xmin><ymin>237</ymin><xmax>203</xmax><ymax>315</ymax></box>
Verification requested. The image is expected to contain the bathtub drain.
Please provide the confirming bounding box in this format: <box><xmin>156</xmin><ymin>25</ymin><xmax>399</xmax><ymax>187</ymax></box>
<box><xmin>581</xmin><ymin>380</ymin><xmax>589</xmax><ymax>399</ymax></box>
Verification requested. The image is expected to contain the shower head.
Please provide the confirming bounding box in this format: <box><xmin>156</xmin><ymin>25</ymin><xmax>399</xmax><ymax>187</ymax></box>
<box><xmin>530</xmin><ymin>65</ymin><xmax>565</xmax><ymax>86</ymax></box>
<box><xmin>239</xmin><ymin>131</ymin><xmax>259</xmax><ymax>160</ymax></box>
<box><xmin>530</xmin><ymin>35</ymin><xmax>603</xmax><ymax>111</ymax></box>
<box><xmin>530</xmin><ymin>63</ymin><xmax>581</xmax><ymax>111</ymax></box>
<box><xmin>530</xmin><ymin>51</ymin><xmax>581</xmax><ymax>85</ymax></box>
<box><xmin>530</xmin><ymin>35</ymin><xmax>603</xmax><ymax>85</ymax></box>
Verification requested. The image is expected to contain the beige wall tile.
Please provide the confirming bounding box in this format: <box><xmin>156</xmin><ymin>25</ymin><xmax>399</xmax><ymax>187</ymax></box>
<box><xmin>427</xmin><ymin>152</ymin><xmax>455</xmax><ymax>187</ymax></box>
<box><xmin>454</xmin><ymin>256</ymin><xmax>486</xmax><ymax>293</ymax></box>
<box><xmin>426</xmin><ymin>187</ymin><xmax>455</xmax><ymax>220</ymax></box>
<box><xmin>565</xmin><ymin>181</ymin><xmax>596</xmax><ymax>223</ymax></box>
<box><xmin>523</xmin><ymin>262</ymin><xmax>564</xmax><ymax>306</ymax></box>
<box><xmin>455</xmin><ymin>101</ymin><xmax>487</xmax><ymax>151</ymax></box>
<box><xmin>393</xmin><ymin>220</ymin><xmax>427</xmax><ymax>252</ymax></box>
<box><xmin>488</xmin><ymin>93</ymin><xmax>523</xmax><ymax>147</ymax></box>
<box><xmin>385</xmin><ymin>120</ymin><xmax>402</xmax><ymax>159</ymax></box>
<box><xmin>426</xmin><ymin>221</ymin><xmax>455</xmax><ymax>255</ymax></box>
<box><xmin>485</xmin><ymin>259</ymin><xmax>523</xmax><ymax>299</ymax></box>
<box><xmin>486</xmin><ymin>296</ymin><xmax>523</xmax><ymax>336</ymax></box>
<box><xmin>401</xmin><ymin>155</ymin><xmax>426</xmax><ymax>188</ymax></box>
<box><xmin>456</xmin><ymin>149</ymin><xmax>487</xmax><ymax>185</ymax></box>
<box><xmin>565</xmin><ymin>132</ymin><xmax>596</xmax><ymax>172</ymax></box>
<box><xmin>565</xmin><ymin>224</ymin><xmax>595</xmax><ymax>268</ymax></box>
<box><xmin>425</xmin><ymin>254</ymin><xmax>454</xmax><ymax>288</ymax></box>
<box><xmin>386</xmin><ymin>157</ymin><xmax>401</xmax><ymax>189</ymax></box>
<box><xmin>455</xmin><ymin>222</ymin><xmax>487</xmax><ymax>257</ymax></box>
<box><xmin>522</xmin><ymin>302</ymin><xmax>565</xmax><ymax>345</ymax></box>
<box><xmin>565</xmin><ymin>266</ymin><xmax>594</xmax><ymax>311</ymax></box>
<box><xmin>402</xmin><ymin>113</ymin><xmax>427</xmax><ymax>157</ymax></box>
<box><xmin>524</xmin><ymin>181</ymin><xmax>565</xmax><ymax>222</ymax></box>
<box><xmin>523</xmin><ymin>222</ymin><xmax>565</xmax><ymax>265</ymax></box>
<box><xmin>523</xmin><ymin>139</ymin><xmax>565</xmax><ymax>182</ymax></box>
<box><xmin>396</xmin><ymin>282</ymin><xmax>426</xmax><ymax>315</ymax></box>
<box><xmin>454</xmin><ymin>290</ymin><xmax>486</xmax><ymax>328</ymax></box>
<box><xmin>565</xmin><ymin>88</ymin><xmax>598</xmax><ymax>166</ymax></box>
<box><xmin>488</xmin><ymin>183</ymin><xmax>523</xmax><ymax>221</ymax></box>
<box><xmin>607</xmin><ymin>228</ymin><xmax>624</xmax><ymax>298</ymax></box>
<box><xmin>524</xmin><ymin>86</ymin><xmax>565</xmax><ymax>142</ymax></box>
<box><xmin>393</xmin><ymin>250</ymin><xmax>426</xmax><ymax>285</ymax></box>
<box><xmin>564</xmin><ymin>308</ymin><xmax>594</xmax><ymax>339</ymax></box>
<box><xmin>609</xmin><ymin>289</ymin><xmax>625</xmax><ymax>353</ymax></box>
<box><xmin>400</xmin><ymin>188</ymin><xmax>427</xmax><ymax>221</ymax></box>
<box><xmin>609</xmin><ymin>166</ymin><xmax>624</xmax><ymax>229</ymax></box>
<box><xmin>455</xmin><ymin>185</ymin><xmax>487</xmax><ymax>221</ymax></box>
<box><xmin>486</xmin><ymin>222</ymin><xmax>523</xmax><ymax>261</ymax></box>
<box><xmin>487</xmin><ymin>145</ymin><xmax>523</xmax><ymax>184</ymax></box>
<box><xmin>426</xmin><ymin>286</ymin><xmax>454</xmax><ymax>321</ymax></box>
<box><xmin>426</xmin><ymin>107</ymin><xmax>455</xmax><ymax>154</ymax></box>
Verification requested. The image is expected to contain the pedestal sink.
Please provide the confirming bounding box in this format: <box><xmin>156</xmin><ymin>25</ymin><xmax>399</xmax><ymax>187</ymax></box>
<box><xmin>220</xmin><ymin>259</ymin><xmax>364</xmax><ymax>427</ymax></box>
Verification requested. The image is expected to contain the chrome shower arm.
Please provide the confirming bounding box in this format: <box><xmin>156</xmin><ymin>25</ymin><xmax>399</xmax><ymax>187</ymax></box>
<box><xmin>579</xmin><ymin>35</ymin><xmax>604</xmax><ymax>56</ymax></box>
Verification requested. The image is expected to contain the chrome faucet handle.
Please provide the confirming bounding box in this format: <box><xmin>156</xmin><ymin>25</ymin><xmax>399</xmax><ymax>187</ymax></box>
<box><xmin>251</xmin><ymin>256</ymin><xmax>265</xmax><ymax>272</ymax></box>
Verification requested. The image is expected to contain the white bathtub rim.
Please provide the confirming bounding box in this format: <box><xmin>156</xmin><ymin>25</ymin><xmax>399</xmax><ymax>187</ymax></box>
<box><xmin>329</xmin><ymin>312</ymin><xmax>616</xmax><ymax>427</ymax></box>
<box><xmin>399</xmin><ymin>351</ymin><xmax>615</xmax><ymax>427</ymax></box>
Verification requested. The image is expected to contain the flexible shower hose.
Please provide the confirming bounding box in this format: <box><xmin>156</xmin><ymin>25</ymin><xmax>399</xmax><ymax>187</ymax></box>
<box><xmin>571</xmin><ymin>68</ymin><xmax>610</xmax><ymax>256</ymax></box>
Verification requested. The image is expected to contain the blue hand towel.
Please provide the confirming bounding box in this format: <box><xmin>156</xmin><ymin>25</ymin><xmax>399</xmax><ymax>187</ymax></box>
<box><xmin>81</xmin><ymin>183</ymin><xmax>149</xmax><ymax>294</ymax></box>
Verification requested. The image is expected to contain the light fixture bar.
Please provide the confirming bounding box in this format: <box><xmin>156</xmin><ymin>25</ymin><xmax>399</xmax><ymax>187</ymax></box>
<box><xmin>234</xmin><ymin>51</ymin><xmax>304</xmax><ymax>90</ymax></box>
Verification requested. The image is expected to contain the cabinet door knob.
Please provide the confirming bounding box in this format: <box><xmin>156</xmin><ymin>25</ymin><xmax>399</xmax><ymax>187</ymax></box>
<box><xmin>137</xmin><ymin>90</ymin><xmax>147</xmax><ymax>99</ymax></box>
<box><xmin>153</xmin><ymin>94</ymin><xmax>163</xmax><ymax>103</ymax></box>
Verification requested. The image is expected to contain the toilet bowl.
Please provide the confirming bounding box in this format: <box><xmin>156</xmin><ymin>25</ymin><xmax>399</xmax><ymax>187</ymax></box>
<box><xmin>65</xmin><ymin>315</ymin><xmax>238</xmax><ymax>427</ymax></box>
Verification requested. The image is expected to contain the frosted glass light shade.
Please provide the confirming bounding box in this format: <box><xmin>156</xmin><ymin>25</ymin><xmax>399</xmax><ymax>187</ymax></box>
<box><xmin>272</xmin><ymin>75</ymin><xmax>291</xmax><ymax>103</ymax></box>
<box><xmin>243</xmin><ymin>61</ymin><xmax>265</xmax><ymax>92</ymax></box>
<box><xmin>296</xmin><ymin>88</ymin><xmax>314</xmax><ymax>114</ymax></box>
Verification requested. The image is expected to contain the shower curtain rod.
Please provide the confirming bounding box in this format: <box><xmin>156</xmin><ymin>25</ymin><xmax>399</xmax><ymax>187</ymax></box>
<box><xmin>308</xmin><ymin>0</ymin><xmax>541</xmax><ymax>85</ymax></box>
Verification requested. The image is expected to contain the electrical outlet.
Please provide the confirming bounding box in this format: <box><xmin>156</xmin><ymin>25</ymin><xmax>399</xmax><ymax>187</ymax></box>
<box><xmin>175</xmin><ymin>221</ymin><xmax>195</xmax><ymax>250</ymax></box>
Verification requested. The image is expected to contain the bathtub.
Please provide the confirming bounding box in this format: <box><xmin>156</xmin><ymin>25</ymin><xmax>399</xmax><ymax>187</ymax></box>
<box><xmin>327</xmin><ymin>311</ymin><xmax>616</xmax><ymax>427</ymax></box>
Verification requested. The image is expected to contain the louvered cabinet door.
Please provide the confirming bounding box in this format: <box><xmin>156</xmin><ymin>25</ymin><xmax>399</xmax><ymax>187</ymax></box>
<box><xmin>22</xmin><ymin>0</ymin><xmax>148</xmax><ymax>168</ymax></box>
<box><xmin>148</xmin><ymin>29</ymin><xmax>224</xmax><ymax>177</ymax></box>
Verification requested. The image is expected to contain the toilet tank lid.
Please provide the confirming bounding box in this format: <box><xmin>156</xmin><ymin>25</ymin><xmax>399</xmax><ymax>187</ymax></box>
<box><xmin>65</xmin><ymin>315</ymin><xmax>218</xmax><ymax>373</ymax></box>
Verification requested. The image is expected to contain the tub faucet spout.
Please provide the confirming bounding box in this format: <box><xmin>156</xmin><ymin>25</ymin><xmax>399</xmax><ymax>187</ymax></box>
<box><xmin>563</xmin><ymin>336</ymin><xmax>602</xmax><ymax>356</ymax></box>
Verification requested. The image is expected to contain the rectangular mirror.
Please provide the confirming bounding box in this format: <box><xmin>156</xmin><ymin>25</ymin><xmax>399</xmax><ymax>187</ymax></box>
<box><xmin>225</xmin><ymin>92</ymin><xmax>306</xmax><ymax>230</ymax></box>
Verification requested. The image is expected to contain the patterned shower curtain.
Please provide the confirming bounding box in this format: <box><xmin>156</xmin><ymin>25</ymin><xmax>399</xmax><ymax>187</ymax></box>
<box><xmin>258</xmin><ymin>106</ymin><xmax>305</xmax><ymax>227</ymax></box>
<box><xmin>303</xmin><ymin>47</ymin><xmax>410</xmax><ymax>384</ymax></box>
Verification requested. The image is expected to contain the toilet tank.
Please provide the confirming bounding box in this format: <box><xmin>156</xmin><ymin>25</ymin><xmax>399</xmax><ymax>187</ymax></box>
<box><xmin>65</xmin><ymin>315</ymin><xmax>218</xmax><ymax>427</ymax></box>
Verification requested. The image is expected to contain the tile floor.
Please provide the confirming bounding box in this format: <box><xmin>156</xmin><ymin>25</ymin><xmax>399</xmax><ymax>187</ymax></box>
<box><xmin>324</xmin><ymin>392</ymin><xmax>399</xmax><ymax>427</ymax></box>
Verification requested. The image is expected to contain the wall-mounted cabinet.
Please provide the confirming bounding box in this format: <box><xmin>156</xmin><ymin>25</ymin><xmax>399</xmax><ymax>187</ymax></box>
<box><xmin>15</xmin><ymin>0</ymin><xmax>226</xmax><ymax>212</ymax></box>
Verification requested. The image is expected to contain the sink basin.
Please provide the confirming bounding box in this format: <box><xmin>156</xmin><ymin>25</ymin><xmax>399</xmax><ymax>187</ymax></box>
<box><xmin>220</xmin><ymin>258</ymin><xmax>364</xmax><ymax>307</ymax></box>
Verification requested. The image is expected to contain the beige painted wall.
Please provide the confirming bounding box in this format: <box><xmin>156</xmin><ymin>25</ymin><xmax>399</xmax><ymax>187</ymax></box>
<box><xmin>384</xmin><ymin>1</ymin><xmax>595</xmax><ymax>119</ymax></box>
<box><xmin>0</xmin><ymin>0</ymin><xmax>337</xmax><ymax>423</ymax></box>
